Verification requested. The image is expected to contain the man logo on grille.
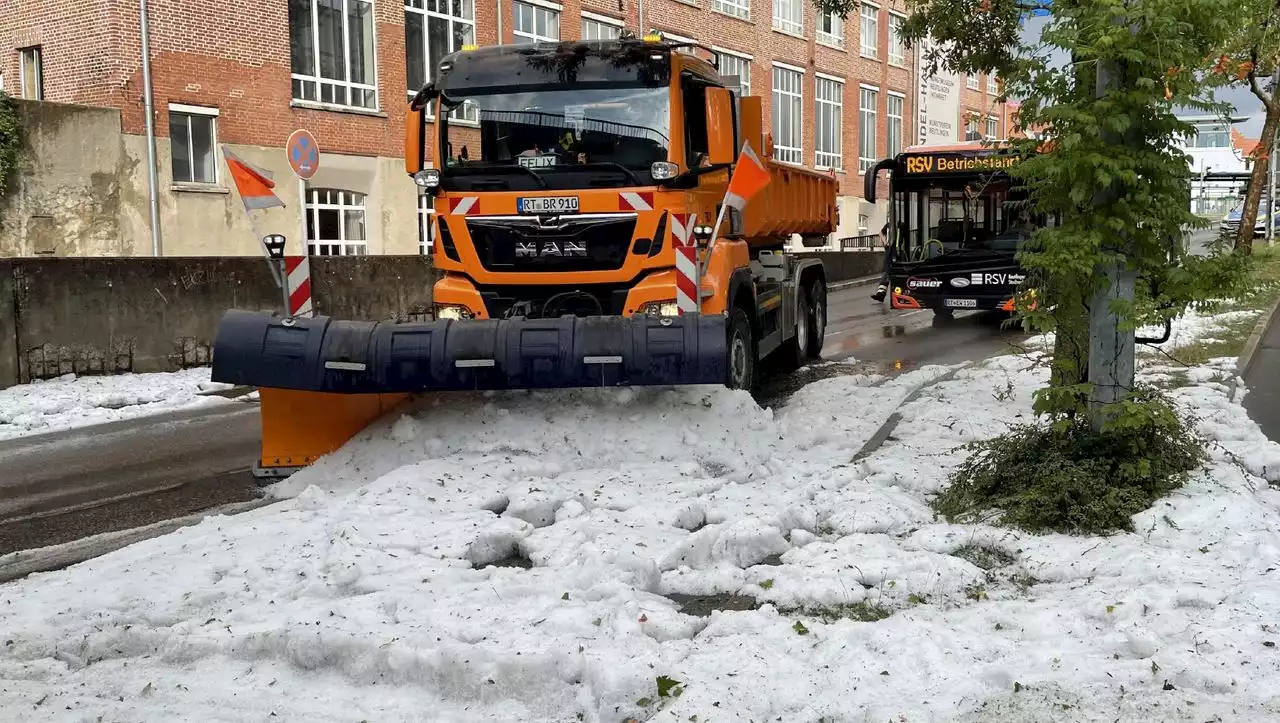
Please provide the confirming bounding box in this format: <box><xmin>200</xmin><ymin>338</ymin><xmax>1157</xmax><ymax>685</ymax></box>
<box><xmin>516</xmin><ymin>240</ymin><xmax>587</xmax><ymax>257</ymax></box>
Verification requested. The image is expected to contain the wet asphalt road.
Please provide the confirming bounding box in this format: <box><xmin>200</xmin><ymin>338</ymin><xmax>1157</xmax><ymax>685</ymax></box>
<box><xmin>0</xmin><ymin>283</ymin><xmax>1029</xmax><ymax>555</ymax></box>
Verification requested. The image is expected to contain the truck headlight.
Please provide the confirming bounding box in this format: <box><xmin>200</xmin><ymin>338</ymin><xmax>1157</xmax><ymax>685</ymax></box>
<box><xmin>414</xmin><ymin>169</ymin><xmax>441</xmax><ymax>188</ymax></box>
<box><xmin>641</xmin><ymin>300</ymin><xmax>680</xmax><ymax>317</ymax></box>
<box><xmin>435</xmin><ymin>304</ymin><xmax>473</xmax><ymax>320</ymax></box>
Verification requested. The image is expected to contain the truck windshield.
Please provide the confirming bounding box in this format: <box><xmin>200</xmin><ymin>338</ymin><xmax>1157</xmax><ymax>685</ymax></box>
<box><xmin>438</xmin><ymin>86</ymin><xmax>671</xmax><ymax>191</ymax></box>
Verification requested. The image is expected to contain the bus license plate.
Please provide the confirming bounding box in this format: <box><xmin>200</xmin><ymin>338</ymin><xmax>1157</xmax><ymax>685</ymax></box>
<box><xmin>518</xmin><ymin>196</ymin><xmax>579</xmax><ymax>214</ymax></box>
<box><xmin>944</xmin><ymin>298</ymin><xmax>978</xmax><ymax>308</ymax></box>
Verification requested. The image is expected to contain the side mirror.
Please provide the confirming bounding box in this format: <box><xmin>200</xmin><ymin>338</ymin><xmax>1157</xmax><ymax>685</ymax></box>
<box><xmin>405</xmin><ymin>84</ymin><xmax>437</xmax><ymax>176</ymax></box>
<box><xmin>704</xmin><ymin>86</ymin><xmax>735</xmax><ymax>166</ymax></box>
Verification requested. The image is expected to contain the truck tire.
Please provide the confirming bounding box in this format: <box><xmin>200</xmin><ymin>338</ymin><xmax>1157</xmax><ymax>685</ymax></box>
<box><xmin>726</xmin><ymin>307</ymin><xmax>756</xmax><ymax>391</ymax></box>
<box><xmin>804</xmin><ymin>278</ymin><xmax>827</xmax><ymax>359</ymax></box>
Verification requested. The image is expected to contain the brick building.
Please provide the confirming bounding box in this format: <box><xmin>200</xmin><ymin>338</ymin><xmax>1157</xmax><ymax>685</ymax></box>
<box><xmin>1</xmin><ymin>0</ymin><xmax>1015</xmax><ymax>257</ymax></box>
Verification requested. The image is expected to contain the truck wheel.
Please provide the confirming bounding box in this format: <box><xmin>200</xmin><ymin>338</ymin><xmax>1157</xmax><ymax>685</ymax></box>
<box><xmin>804</xmin><ymin>278</ymin><xmax>827</xmax><ymax>359</ymax></box>
<box><xmin>726</xmin><ymin>307</ymin><xmax>756</xmax><ymax>391</ymax></box>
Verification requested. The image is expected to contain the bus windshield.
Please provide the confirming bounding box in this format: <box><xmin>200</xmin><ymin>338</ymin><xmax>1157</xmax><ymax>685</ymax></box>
<box><xmin>889</xmin><ymin>170</ymin><xmax>1045</xmax><ymax>262</ymax></box>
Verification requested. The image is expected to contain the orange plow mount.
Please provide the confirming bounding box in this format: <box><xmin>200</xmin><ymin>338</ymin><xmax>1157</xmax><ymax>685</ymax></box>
<box><xmin>251</xmin><ymin>389</ymin><xmax>409</xmax><ymax>478</ymax></box>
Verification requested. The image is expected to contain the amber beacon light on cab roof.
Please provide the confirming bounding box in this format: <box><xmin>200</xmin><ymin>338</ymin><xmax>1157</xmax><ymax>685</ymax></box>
<box><xmin>208</xmin><ymin>35</ymin><xmax>842</xmax><ymax>479</ymax></box>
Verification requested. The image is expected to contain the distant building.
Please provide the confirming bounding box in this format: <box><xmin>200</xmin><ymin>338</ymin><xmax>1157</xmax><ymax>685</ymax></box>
<box><xmin>2</xmin><ymin>0</ymin><xmax>1017</xmax><ymax>257</ymax></box>
<box><xmin>1177</xmin><ymin>114</ymin><xmax>1257</xmax><ymax>216</ymax></box>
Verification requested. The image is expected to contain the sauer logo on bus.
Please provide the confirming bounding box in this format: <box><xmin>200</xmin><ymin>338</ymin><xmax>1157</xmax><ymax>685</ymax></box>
<box><xmin>516</xmin><ymin>240</ymin><xmax>588</xmax><ymax>258</ymax></box>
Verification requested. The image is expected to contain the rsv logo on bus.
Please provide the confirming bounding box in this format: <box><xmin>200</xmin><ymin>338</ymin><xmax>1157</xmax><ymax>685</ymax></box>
<box><xmin>968</xmin><ymin>272</ymin><xmax>1026</xmax><ymax>286</ymax></box>
<box><xmin>905</xmin><ymin>156</ymin><xmax>934</xmax><ymax>174</ymax></box>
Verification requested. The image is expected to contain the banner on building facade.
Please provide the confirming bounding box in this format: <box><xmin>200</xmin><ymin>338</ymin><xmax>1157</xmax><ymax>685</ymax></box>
<box><xmin>916</xmin><ymin>36</ymin><xmax>961</xmax><ymax>146</ymax></box>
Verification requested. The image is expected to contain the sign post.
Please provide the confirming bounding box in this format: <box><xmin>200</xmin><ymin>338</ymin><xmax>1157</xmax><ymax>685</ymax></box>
<box><xmin>285</xmin><ymin>130</ymin><xmax>320</xmax><ymax>318</ymax></box>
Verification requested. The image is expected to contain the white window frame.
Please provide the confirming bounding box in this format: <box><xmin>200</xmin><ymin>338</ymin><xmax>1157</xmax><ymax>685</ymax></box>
<box><xmin>986</xmin><ymin>114</ymin><xmax>1000</xmax><ymax>140</ymax></box>
<box><xmin>814</xmin><ymin>73</ymin><xmax>844</xmax><ymax>171</ymax></box>
<box><xmin>167</xmin><ymin>104</ymin><xmax>220</xmax><ymax>186</ymax></box>
<box><xmin>306</xmin><ymin>188</ymin><xmax>370</xmax><ymax>256</ymax></box>
<box><xmin>817</xmin><ymin>11</ymin><xmax>844</xmax><ymax>48</ymax></box>
<box><xmin>513</xmin><ymin>0</ymin><xmax>562</xmax><ymax>43</ymax></box>
<box><xmin>664</xmin><ymin>31</ymin><xmax>699</xmax><ymax>56</ymax></box>
<box><xmin>967</xmin><ymin>74</ymin><xmax>979</xmax><ymax>90</ymax></box>
<box><xmin>888</xmin><ymin>13</ymin><xmax>907</xmax><ymax>66</ymax></box>
<box><xmin>290</xmin><ymin>0</ymin><xmax>379</xmax><ymax>110</ymax></box>
<box><xmin>713</xmin><ymin>46</ymin><xmax>753</xmax><ymax>97</ymax></box>
<box><xmin>887</xmin><ymin>91</ymin><xmax>904</xmax><ymax>157</ymax></box>
<box><xmin>859</xmin><ymin>83</ymin><xmax>878</xmax><ymax>173</ymax></box>
<box><xmin>404</xmin><ymin>0</ymin><xmax>476</xmax><ymax>123</ymax></box>
<box><xmin>771</xmin><ymin>62</ymin><xmax>804</xmax><ymax>165</ymax></box>
<box><xmin>859</xmin><ymin>3</ymin><xmax>879</xmax><ymax>59</ymax></box>
<box><xmin>965</xmin><ymin>111</ymin><xmax>980</xmax><ymax>139</ymax></box>
<box><xmin>580</xmin><ymin>11</ymin><xmax>623</xmax><ymax>40</ymax></box>
<box><xmin>772</xmin><ymin>0</ymin><xmax>803</xmax><ymax>36</ymax></box>
<box><xmin>19</xmin><ymin>46</ymin><xmax>42</xmax><ymax>101</ymax></box>
<box><xmin>987</xmin><ymin>73</ymin><xmax>999</xmax><ymax>95</ymax></box>
<box><xmin>712</xmin><ymin>0</ymin><xmax>750</xmax><ymax>22</ymax></box>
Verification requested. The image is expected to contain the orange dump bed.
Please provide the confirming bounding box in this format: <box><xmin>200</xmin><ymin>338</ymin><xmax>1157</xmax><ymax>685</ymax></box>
<box><xmin>742</xmin><ymin>161</ymin><xmax>839</xmax><ymax>242</ymax></box>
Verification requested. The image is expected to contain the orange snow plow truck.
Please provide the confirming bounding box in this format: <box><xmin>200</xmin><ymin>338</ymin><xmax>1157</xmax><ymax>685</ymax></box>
<box><xmin>210</xmin><ymin>35</ymin><xmax>838</xmax><ymax>478</ymax></box>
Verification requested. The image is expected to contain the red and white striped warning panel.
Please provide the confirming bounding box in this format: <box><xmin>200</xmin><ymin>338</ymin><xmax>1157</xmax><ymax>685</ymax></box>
<box><xmin>449</xmin><ymin>196</ymin><xmax>479</xmax><ymax>215</ymax></box>
<box><xmin>670</xmin><ymin>213</ymin><xmax>699</xmax><ymax>314</ymax></box>
<box><xmin>619</xmin><ymin>191</ymin><xmax>654</xmax><ymax>211</ymax></box>
<box><xmin>285</xmin><ymin>255</ymin><xmax>314</xmax><ymax>318</ymax></box>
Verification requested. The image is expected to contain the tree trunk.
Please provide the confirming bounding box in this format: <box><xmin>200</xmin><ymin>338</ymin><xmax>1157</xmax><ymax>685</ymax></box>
<box><xmin>1035</xmin><ymin>270</ymin><xmax>1091</xmax><ymax>416</ymax></box>
<box><xmin>1235</xmin><ymin>103</ymin><xmax>1280</xmax><ymax>254</ymax></box>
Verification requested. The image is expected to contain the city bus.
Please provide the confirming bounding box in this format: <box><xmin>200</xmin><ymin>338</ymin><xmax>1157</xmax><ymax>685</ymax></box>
<box><xmin>864</xmin><ymin>141</ymin><xmax>1045</xmax><ymax>318</ymax></box>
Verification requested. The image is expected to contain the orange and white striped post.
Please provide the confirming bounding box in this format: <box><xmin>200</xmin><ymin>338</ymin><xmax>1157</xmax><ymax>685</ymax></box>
<box><xmin>701</xmin><ymin>142</ymin><xmax>772</xmax><ymax>278</ymax></box>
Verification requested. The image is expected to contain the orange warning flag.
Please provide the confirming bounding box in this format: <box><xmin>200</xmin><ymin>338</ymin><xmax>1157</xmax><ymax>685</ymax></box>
<box><xmin>723</xmin><ymin>142</ymin><xmax>771</xmax><ymax>212</ymax></box>
<box><xmin>223</xmin><ymin>146</ymin><xmax>285</xmax><ymax>211</ymax></box>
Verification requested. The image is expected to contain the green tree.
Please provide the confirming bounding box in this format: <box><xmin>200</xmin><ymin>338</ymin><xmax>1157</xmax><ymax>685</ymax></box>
<box><xmin>807</xmin><ymin>0</ymin><xmax>1252</xmax><ymax>530</ymax></box>
<box><xmin>0</xmin><ymin>90</ymin><xmax>20</xmax><ymax>199</ymax></box>
<box><xmin>815</xmin><ymin>0</ymin><xmax>1246</xmax><ymax>417</ymax></box>
<box><xmin>1209</xmin><ymin>0</ymin><xmax>1280</xmax><ymax>253</ymax></box>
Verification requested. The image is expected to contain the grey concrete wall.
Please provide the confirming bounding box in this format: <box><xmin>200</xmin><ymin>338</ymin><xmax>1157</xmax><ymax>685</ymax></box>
<box><xmin>0</xmin><ymin>256</ymin><xmax>437</xmax><ymax>387</ymax></box>
<box><xmin>0</xmin><ymin>251</ymin><xmax>878</xmax><ymax>388</ymax></box>
<box><xmin>0</xmin><ymin>100</ymin><xmax>133</xmax><ymax>257</ymax></box>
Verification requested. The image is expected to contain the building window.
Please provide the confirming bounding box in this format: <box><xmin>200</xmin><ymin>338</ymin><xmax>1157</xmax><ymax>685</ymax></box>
<box><xmin>771</xmin><ymin>64</ymin><xmax>803</xmax><ymax>164</ymax></box>
<box><xmin>513</xmin><ymin>1</ymin><xmax>560</xmax><ymax>43</ymax></box>
<box><xmin>967</xmin><ymin>74</ymin><xmax>979</xmax><ymax>90</ymax></box>
<box><xmin>860</xmin><ymin>4</ymin><xmax>879</xmax><ymax>58</ymax></box>
<box><xmin>772</xmin><ymin>0</ymin><xmax>803</xmax><ymax>35</ymax></box>
<box><xmin>817</xmin><ymin>11</ymin><xmax>844</xmax><ymax>48</ymax></box>
<box><xmin>405</xmin><ymin>0</ymin><xmax>476</xmax><ymax>122</ymax></box>
<box><xmin>168</xmin><ymin>105</ymin><xmax>218</xmax><ymax>185</ymax></box>
<box><xmin>419</xmin><ymin>193</ymin><xmax>435</xmax><ymax>255</ymax></box>
<box><xmin>19</xmin><ymin>46</ymin><xmax>42</xmax><ymax>100</ymax></box>
<box><xmin>664</xmin><ymin>32</ymin><xmax>699</xmax><ymax>56</ymax></box>
<box><xmin>713</xmin><ymin>0</ymin><xmax>750</xmax><ymax>21</ymax></box>
<box><xmin>581</xmin><ymin>13</ymin><xmax>622</xmax><ymax>40</ymax></box>
<box><xmin>859</xmin><ymin>85</ymin><xmax>878</xmax><ymax>173</ymax></box>
<box><xmin>289</xmin><ymin>0</ymin><xmax>378</xmax><ymax>109</ymax></box>
<box><xmin>715</xmin><ymin>49</ymin><xmax>752</xmax><ymax>96</ymax></box>
<box><xmin>986</xmin><ymin>115</ymin><xmax>999</xmax><ymax>140</ymax></box>
<box><xmin>987</xmin><ymin>73</ymin><xmax>999</xmax><ymax>95</ymax></box>
<box><xmin>1193</xmin><ymin>123</ymin><xmax>1230</xmax><ymax>148</ymax></box>
<box><xmin>965</xmin><ymin>111</ymin><xmax>980</xmax><ymax>140</ymax></box>
<box><xmin>887</xmin><ymin>92</ymin><xmax>904</xmax><ymax>157</ymax></box>
<box><xmin>306</xmin><ymin>189</ymin><xmax>369</xmax><ymax>256</ymax></box>
<box><xmin>815</xmin><ymin>75</ymin><xmax>843</xmax><ymax>170</ymax></box>
<box><xmin>888</xmin><ymin>13</ymin><xmax>906</xmax><ymax>66</ymax></box>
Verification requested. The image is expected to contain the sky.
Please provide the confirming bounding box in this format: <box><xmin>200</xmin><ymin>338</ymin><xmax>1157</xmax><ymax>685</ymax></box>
<box><xmin>1017</xmin><ymin>15</ymin><xmax>1267</xmax><ymax>138</ymax></box>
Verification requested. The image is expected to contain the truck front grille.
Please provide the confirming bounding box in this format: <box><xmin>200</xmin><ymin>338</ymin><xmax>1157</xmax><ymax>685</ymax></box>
<box><xmin>475</xmin><ymin>283</ymin><xmax>633</xmax><ymax>319</ymax></box>
<box><xmin>466</xmin><ymin>215</ymin><xmax>638</xmax><ymax>273</ymax></box>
